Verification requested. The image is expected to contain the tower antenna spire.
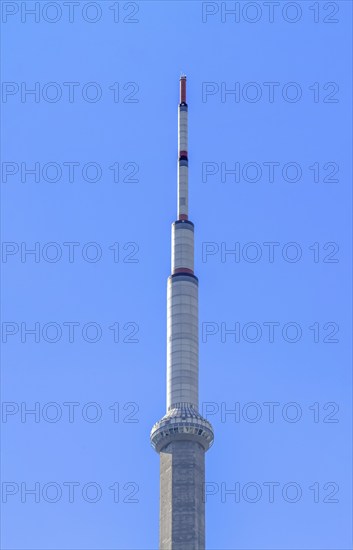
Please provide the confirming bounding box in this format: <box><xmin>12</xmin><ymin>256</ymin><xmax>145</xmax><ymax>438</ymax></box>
<box><xmin>150</xmin><ymin>77</ymin><xmax>214</xmax><ymax>550</ymax></box>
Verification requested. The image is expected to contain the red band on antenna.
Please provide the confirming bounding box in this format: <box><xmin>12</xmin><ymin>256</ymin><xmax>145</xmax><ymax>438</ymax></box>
<box><xmin>180</xmin><ymin>77</ymin><xmax>186</xmax><ymax>103</ymax></box>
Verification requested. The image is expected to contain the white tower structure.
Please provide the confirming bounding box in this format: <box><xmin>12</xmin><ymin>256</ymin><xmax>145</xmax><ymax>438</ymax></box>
<box><xmin>150</xmin><ymin>76</ymin><xmax>214</xmax><ymax>550</ymax></box>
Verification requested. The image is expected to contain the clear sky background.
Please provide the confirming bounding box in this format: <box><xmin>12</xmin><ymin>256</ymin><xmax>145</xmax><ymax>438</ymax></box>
<box><xmin>1</xmin><ymin>1</ymin><xmax>352</xmax><ymax>549</ymax></box>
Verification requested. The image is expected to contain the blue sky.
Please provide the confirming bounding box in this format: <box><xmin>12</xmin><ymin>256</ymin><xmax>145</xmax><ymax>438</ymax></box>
<box><xmin>1</xmin><ymin>1</ymin><xmax>352</xmax><ymax>549</ymax></box>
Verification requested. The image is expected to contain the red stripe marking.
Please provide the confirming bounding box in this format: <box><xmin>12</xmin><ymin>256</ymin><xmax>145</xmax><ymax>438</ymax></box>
<box><xmin>180</xmin><ymin>78</ymin><xmax>186</xmax><ymax>103</ymax></box>
<box><xmin>179</xmin><ymin>214</ymin><xmax>188</xmax><ymax>220</ymax></box>
<box><xmin>173</xmin><ymin>267</ymin><xmax>194</xmax><ymax>275</ymax></box>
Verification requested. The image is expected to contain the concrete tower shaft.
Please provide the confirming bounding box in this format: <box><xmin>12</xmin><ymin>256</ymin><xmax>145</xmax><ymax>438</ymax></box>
<box><xmin>150</xmin><ymin>76</ymin><xmax>214</xmax><ymax>550</ymax></box>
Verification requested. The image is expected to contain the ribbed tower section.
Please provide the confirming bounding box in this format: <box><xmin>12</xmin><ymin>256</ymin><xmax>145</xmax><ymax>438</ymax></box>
<box><xmin>150</xmin><ymin>76</ymin><xmax>214</xmax><ymax>550</ymax></box>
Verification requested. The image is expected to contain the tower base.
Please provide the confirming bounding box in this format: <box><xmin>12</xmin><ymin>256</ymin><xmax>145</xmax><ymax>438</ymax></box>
<box><xmin>159</xmin><ymin>440</ymin><xmax>206</xmax><ymax>550</ymax></box>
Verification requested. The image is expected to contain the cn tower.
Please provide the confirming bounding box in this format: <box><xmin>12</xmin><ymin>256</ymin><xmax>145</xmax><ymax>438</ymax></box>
<box><xmin>150</xmin><ymin>76</ymin><xmax>214</xmax><ymax>549</ymax></box>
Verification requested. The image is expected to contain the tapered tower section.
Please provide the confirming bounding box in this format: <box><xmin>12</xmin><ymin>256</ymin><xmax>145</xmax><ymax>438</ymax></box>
<box><xmin>150</xmin><ymin>76</ymin><xmax>214</xmax><ymax>550</ymax></box>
